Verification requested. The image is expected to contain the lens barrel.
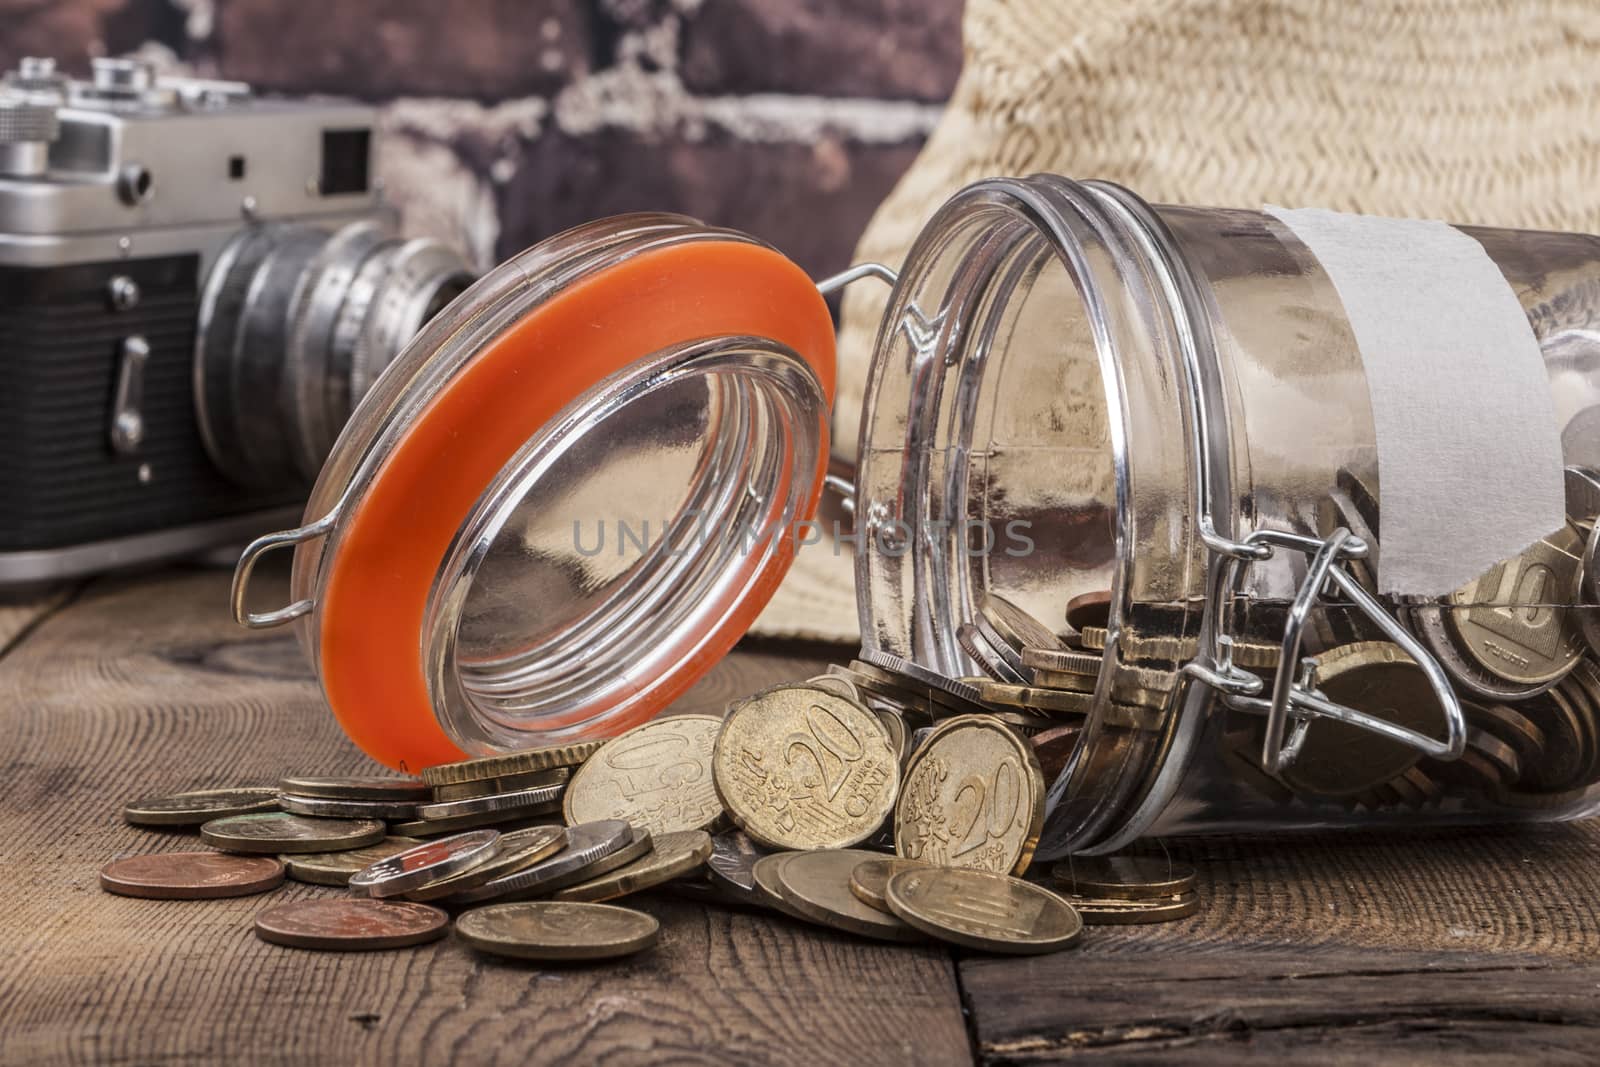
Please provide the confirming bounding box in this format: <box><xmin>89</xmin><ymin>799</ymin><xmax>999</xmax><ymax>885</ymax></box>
<box><xmin>195</xmin><ymin>221</ymin><xmax>474</xmax><ymax>489</ymax></box>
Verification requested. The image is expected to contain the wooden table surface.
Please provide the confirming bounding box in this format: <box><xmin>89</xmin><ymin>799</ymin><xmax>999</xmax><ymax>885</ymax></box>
<box><xmin>6</xmin><ymin>565</ymin><xmax>1600</xmax><ymax>1065</ymax></box>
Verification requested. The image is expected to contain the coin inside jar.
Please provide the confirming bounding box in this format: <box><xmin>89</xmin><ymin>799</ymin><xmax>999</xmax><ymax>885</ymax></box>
<box><xmin>100</xmin><ymin>852</ymin><xmax>285</xmax><ymax>899</ymax></box>
<box><xmin>455</xmin><ymin>901</ymin><xmax>660</xmax><ymax>961</ymax></box>
<box><xmin>714</xmin><ymin>685</ymin><xmax>900</xmax><ymax>852</ymax></box>
<box><xmin>1272</xmin><ymin>642</ymin><xmax>1444</xmax><ymax>798</ymax></box>
<box><xmin>562</xmin><ymin>716</ymin><xmax>724</xmax><ymax>837</ymax></box>
<box><xmin>1445</xmin><ymin>525</ymin><xmax>1586</xmax><ymax>688</ymax></box>
<box><xmin>254</xmin><ymin>898</ymin><xmax>449</xmax><ymax>951</ymax></box>
<box><xmin>895</xmin><ymin>715</ymin><xmax>1045</xmax><ymax>875</ymax></box>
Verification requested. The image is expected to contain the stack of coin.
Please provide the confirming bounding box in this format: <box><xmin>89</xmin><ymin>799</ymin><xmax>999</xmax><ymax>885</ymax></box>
<box><xmin>1050</xmin><ymin>855</ymin><xmax>1199</xmax><ymax>924</ymax></box>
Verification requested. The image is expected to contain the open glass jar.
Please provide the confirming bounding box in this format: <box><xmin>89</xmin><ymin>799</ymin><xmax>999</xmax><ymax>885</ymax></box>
<box><xmin>234</xmin><ymin>177</ymin><xmax>1600</xmax><ymax>857</ymax></box>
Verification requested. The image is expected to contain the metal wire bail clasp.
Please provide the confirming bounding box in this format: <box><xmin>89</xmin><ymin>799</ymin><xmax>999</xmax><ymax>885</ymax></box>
<box><xmin>1183</xmin><ymin>527</ymin><xmax>1468</xmax><ymax>775</ymax></box>
<box><xmin>230</xmin><ymin>508</ymin><xmax>341</xmax><ymax>629</ymax></box>
<box><xmin>812</xmin><ymin>261</ymin><xmax>901</xmax><ymax>517</ymax></box>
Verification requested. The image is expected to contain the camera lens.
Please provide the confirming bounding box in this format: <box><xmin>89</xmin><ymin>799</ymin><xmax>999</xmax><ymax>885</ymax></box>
<box><xmin>194</xmin><ymin>221</ymin><xmax>474</xmax><ymax>489</ymax></box>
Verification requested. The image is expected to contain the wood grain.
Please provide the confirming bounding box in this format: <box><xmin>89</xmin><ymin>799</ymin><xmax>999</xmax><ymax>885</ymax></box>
<box><xmin>0</xmin><ymin>566</ymin><xmax>969</xmax><ymax>1067</ymax></box>
<box><xmin>0</xmin><ymin>583</ymin><xmax>73</xmax><ymax>657</ymax></box>
<box><xmin>965</xmin><ymin>824</ymin><xmax>1600</xmax><ymax>1063</ymax></box>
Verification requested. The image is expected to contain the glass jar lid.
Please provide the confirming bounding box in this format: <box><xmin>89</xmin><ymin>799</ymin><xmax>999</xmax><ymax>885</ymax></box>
<box><xmin>232</xmin><ymin>214</ymin><xmax>836</xmax><ymax>772</ymax></box>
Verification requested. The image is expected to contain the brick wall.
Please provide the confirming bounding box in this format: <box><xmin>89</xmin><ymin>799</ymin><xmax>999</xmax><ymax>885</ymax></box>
<box><xmin>0</xmin><ymin>0</ymin><xmax>964</xmax><ymax>277</ymax></box>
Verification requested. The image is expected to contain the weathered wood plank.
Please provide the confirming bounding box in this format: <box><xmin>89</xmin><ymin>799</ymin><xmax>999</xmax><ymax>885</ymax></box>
<box><xmin>0</xmin><ymin>584</ymin><xmax>73</xmax><ymax>659</ymax></box>
<box><xmin>0</xmin><ymin>566</ymin><xmax>971</xmax><ymax>1067</ymax></box>
<box><xmin>964</xmin><ymin>824</ymin><xmax>1600</xmax><ymax>1064</ymax></box>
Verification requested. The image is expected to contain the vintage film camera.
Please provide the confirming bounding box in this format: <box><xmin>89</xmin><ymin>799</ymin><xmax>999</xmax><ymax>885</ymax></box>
<box><xmin>0</xmin><ymin>57</ymin><xmax>474</xmax><ymax>585</ymax></box>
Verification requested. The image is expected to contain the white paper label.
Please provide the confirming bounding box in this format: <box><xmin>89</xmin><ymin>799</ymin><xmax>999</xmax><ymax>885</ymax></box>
<box><xmin>1264</xmin><ymin>206</ymin><xmax>1564</xmax><ymax>597</ymax></box>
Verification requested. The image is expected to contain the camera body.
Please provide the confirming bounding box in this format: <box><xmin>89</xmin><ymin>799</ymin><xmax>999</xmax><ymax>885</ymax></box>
<box><xmin>0</xmin><ymin>58</ymin><xmax>472</xmax><ymax>585</ymax></box>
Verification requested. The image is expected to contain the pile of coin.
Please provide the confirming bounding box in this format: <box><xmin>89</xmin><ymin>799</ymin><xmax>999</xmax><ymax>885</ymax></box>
<box><xmin>105</xmin><ymin>655</ymin><xmax>1202</xmax><ymax>960</ymax></box>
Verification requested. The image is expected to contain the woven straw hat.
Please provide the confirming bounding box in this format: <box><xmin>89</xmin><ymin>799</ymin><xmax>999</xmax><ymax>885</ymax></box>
<box><xmin>755</xmin><ymin>0</ymin><xmax>1600</xmax><ymax>643</ymax></box>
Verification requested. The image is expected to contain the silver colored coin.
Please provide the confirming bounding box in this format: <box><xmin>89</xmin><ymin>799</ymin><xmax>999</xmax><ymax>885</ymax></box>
<box><xmin>447</xmin><ymin>819</ymin><xmax>636</xmax><ymax>905</ymax></box>
<box><xmin>389</xmin><ymin>805</ymin><xmax>560</xmax><ymax>837</ymax></box>
<box><xmin>958</xmin><ymin>623</ymin><xmax>1028</xmax><ymax>684</ymax></box>
<box><xmin>705</xmin><ymin>830</ymin><xmax>766</xmax><ymax>906</ymax></box>
<box><xmin>201</xmin><ymin>811</ymin><xmax>385</xmax><ymax>854</ymax></box>
<box><xmin>415</xmin><ymin>782</ymin><xmax>566</xmax><ymax>821</ymax></box>
<box><xmin>281</xmin><ymin>838</ymin><xmax>426</xmax><ymax>887</ymax></box>
<box><xmin>404</xmin><ymin>825</ymin><xmax>567</xmax><ymax>902</ymax></box>
<box><xmin>805</xmin><ymin>674</ymin><xmax>863</xmax><ymax>703</ymax></box>
<box><xmin>858</xmin><ymin>648</ymin><xmax>987</xmax><ymax>705</ymax></box>
<box><xmin>430</xmin><ymin>766</ymin><xmax>571</xmax><ymax>802</ymax></box>
<box><xmin>980</xmin><ymin>592</ymin><xmax>1069</xmax><ymax>656</ymax></box>
<box><xmin>277</xmin><ymin>775</ymin><xmax>429</xmax><ymax>802</ymax></box>
<box><xmin>123</xmin><ymin>787</ymin><xmax>279</xmax><ymax>827</ymax></box>
<box><xmin>279</xmin><ymin>794</ymin><xmax>418</xmax><ymax>820</ymax></box>
<box><xmin>347</xmin><ymin>829</ymin><xmax>501</xmax><ymax>898</ymax></box>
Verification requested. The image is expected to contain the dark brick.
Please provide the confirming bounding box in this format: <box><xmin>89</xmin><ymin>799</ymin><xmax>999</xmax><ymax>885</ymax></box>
<box><xmin>494</xmin><ymin>128</ymin><xmax>924</xmax><ymax>281</ymax></box>
<box><xmin>0</xmin><ymin>0</ymin><xmax>130</xmax><ymax>72</ymax></box>
<box><xmin>680</xmin><ymin>0</ymin><xmax>964</xmax><ymax>103</ymax></box>
<box><xmin>213</xmin><ymin>0</ymin><xmax>590</xmax><ymax>100</ymax></box>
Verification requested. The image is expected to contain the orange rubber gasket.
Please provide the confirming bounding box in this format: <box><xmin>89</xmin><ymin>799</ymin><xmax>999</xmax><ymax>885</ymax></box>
<box><xmin>319</xmin><ymin>239</ymin><xmax>835</xmax><ymax>771</ymax></box>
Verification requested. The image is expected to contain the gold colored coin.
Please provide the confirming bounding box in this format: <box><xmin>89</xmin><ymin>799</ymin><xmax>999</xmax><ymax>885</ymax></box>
<box><xmin>455</xmin><ymin>901</ymin><xmax>659</xmax><ymax>961</ymax></box>
<box><xmin>849</xmin><ymin>857</ymin><xmax>931</xmax><ymax>913</ymax></box>
<box><xmin>421</xmin><ymin>741</ymin><xmax>606</xmax><ymax>787</ymax></box>
<box><xmin>1078</xmin><ymin>626</ymin><xmax>1108</xmax><ymax>651</ymax></box>
<box><xmin>970</xmin><ymin>679</ymin><xmax>1093</xmax><ymax>715</ymax></box>
<box><xmin>885</xmin><ymin>866</ymin><xmax>1083</xmax><ymax>954</ymax></box>
<box><xmin>1061</xmin><ymin>890</ymin><xmax>1199</xmax><ymax>925</ymax></box>
<box><xmin>563</xmin><ymin>716</ymin><xmax>724</xmax><ymax>837</ymax></box>
<box><xmin>1020</xmin><ymin>668</ymin><xmax>1097</xmax><ymax>694</ymax></box>
<box><xmin>1019</xmin><ymin>648</ymin><xmax>1103</xmax><ymax>677</ymax></box>
<box><xmin>1277</xmin><ymin>642</ymin><xmax>1443</xmax><ymax>798</ymax></box>
<box><xmin>895</xmin><ymin>714</ymin><xmax>1045</xmax><ymax>874</ymax></box>
<box><xmin>552</xmin><ymin>830</ymin><xmax>714</xmax><ymax>902</ymax></box>
<box><xmin>1446</xmin><ymin>524</ymin><xmax>1586</xmax><ymax>687</ymax></box>
<box><xmin>750</xmin><ymin>852</ymin><xmax>810</xmax><ymax>920</ymax></box>
<box><xmin>774</xmin><ymin>849</ymin><xmax>922</xmax><ymax>942</ymax></box>
<box><xmin>713</xmin><ymin>685</ymin><xmax>900</xmax><ymax>851</ymax></box>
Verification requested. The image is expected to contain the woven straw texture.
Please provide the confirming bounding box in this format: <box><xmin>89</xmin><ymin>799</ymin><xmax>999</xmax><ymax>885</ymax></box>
<box><xmin>756</xmin><ymin>0</ymin><xmax>1600</xmax><ymax>643</ymax></box>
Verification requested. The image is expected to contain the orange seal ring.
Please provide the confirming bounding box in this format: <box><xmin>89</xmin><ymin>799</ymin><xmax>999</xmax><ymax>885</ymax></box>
<box><xmin>317</xmin><ymin>239</ymin><xmax>835</xmax><ymax>771</ymax></box>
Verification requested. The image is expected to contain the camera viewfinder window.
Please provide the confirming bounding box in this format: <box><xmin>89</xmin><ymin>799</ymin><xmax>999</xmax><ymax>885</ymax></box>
<box><xmin>319</xmin><ymin>129</ymin><xmax>370</xmax><ymax>196</ymax></box>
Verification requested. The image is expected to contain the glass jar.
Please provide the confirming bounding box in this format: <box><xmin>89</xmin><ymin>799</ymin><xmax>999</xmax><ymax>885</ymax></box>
<box><xmin>234</xmin><ymin>177</ymin><xmax>1600</xmax><ymax>857</ymax></box>
<box><xmin>855</xmin><ymin>175</ymin><xmax>1600</xmax><ymax>855</ymax></box>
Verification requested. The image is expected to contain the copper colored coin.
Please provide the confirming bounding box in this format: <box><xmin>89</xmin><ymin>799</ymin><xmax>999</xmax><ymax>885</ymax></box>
<box><xmin>100</xmin><ymin>852</ymin><xmax>285</xmax><ymax>900</ymax></box>
<box><xmin>1031</xmin><ymin>724</ymin><xmax>1083</xmax><ymax>782</ymax></box>
<box><xmin>1065</xmin><ymin>590</ymin><xmax>1112</xmax><ymax>631</ymax></box>
<box><xmin>254</xmin><ymin>898</ymin><xmax>448</xmax><ymax>951</ymax></box>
